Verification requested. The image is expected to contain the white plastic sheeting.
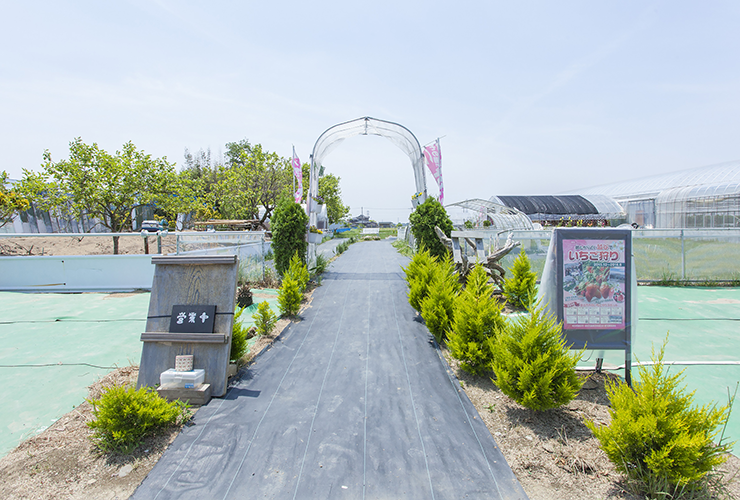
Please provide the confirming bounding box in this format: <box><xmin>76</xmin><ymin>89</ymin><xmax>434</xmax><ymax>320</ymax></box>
<box><xmin>445</xmin><ymin>198</ymin><xmax>534</xmax><ymax>230</ymax></box>
<box><xmin>574</xmin><ymin>160</ymin><xmax>740</xmax><ymax>228</ymax></box>
<box><xmin>309</xmin><ymin>117</ymin><xmax>427</xmax><ymax>200</ymax></box>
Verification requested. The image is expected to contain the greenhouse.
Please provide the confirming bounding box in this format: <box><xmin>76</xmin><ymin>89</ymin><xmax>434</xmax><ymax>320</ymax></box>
<box><xmin>575</xmin><ymin>160</ymin><xmax>740</xmax><ymax>229</ymax></box>
<box><xmin>445</xmin><ymin>198</ymin><xmax>534</xmax><ymax>230</ymax></box>
<box><xmin>488</xmin><ymin>194</ymin><xmax>625</xmax><ymax>227</ymax></box>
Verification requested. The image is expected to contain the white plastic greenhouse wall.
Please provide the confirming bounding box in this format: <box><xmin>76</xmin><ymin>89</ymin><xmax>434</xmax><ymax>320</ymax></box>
<box><xmin>576</xmin><ymin>160</ymin><xmax>740</xmax><ymax>229</ymax></box>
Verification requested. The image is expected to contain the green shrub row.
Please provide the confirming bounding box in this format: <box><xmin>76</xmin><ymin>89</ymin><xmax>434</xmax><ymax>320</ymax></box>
<box><xmin>403</xmin><ymin>247</ymin><xmax>734</xmax><ymax>495</ymax></box>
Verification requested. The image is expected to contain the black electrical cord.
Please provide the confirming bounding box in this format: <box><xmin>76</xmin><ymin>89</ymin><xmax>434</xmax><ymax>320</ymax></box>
<box><xmin>0</xmin><ymin>318</ymin><xmax>144</xmax><ymax>325</ymax></box>
<box><xmin>0</xmin><ymin>362</ymin><xmax>119</xmax><ymax>369</ymax></box>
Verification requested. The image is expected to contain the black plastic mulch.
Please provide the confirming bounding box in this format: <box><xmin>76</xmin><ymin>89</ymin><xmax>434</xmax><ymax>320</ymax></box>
<box><xmin>131</xmin><ymin>240</ymin><xmax>528</xmax><ymax>500</ymax></box>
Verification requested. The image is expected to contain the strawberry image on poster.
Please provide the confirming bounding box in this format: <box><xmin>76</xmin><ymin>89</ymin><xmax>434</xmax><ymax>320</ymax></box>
<box><xmin>562</xmin><ymin>239</ymin><xmax>626</xmax><ymax>330</ymax></box>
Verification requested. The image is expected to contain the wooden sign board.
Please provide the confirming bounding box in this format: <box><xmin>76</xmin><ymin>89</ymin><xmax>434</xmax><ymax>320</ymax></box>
<box><xmin>137</xmin><ymin>255</ymin><xmax>238</xmax><ymax>397</ymax></box>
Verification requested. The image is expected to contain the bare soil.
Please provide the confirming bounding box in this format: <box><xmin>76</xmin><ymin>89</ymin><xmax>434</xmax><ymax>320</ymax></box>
<box><xmin>0</xmin><ymin>234</ymin><xmax>178</xmax><ymax>256</ymax></box>
<box><xmin>443</xmin><ymin>347</ymin><xmax>740</xmax><ymax>500</ymax></box>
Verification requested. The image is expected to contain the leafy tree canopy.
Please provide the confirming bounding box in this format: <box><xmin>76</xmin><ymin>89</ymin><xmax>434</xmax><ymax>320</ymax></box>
<box><xmin>301</xmin><ymin>163</ymin><xmax>350</xmax><ymax>224</ymax></box>
<box><xmin>409</xmin><ymin>197</ymin><xmax>453</xmax><ymax>258</ymax></box>
<box><xmin>16</xmin><ymin>138</ymin><xmax>188</xmax><ymax>253</ymax></box>
<box><xmin>213</xmin><ymin>143</ymin><xmax>291</xmax><ymax>224</ymax></box>
<box><xmin>0</xmin><ymin>171</ymin><xmax>30</xmax><ymax>229</ymax></box>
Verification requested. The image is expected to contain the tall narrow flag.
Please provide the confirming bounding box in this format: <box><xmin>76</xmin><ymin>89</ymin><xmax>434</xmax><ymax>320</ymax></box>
<box><xmin>424</xmin><ymin>139</ymin><xmax>443</xmax><ymax>204</ymax></box>
<box><xmin>292</xmin><ymin>147</ymin><xmax>303</xmax><ymax>203</ymax></box>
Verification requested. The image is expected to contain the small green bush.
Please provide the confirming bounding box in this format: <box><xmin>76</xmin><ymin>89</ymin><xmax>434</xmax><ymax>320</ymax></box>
<box><xmin>252</xmin><ymin>300</ymin><xmax>278</xmax><ymax>336</ymax></box>
<box><xmin>586</xmin><ymin>340</ymin><xmax>733</xmax><ymax>495</ymax></box>
<box><xmin>278</xmin><ymin>275</ymin><xmax>302</xmax><ymax>317</ymax></box>
<box><xmin>420</xmin><ymin>255</ymin><xmax>461</xmax><ymax>343</ymax></box>
<box><xmin>310</xmin><ymin>254</ymin><xmax>328</xmax><ymax>277</ymax></box>
<box><xmin>230</xmin><ymin>306</ymin><xmax>249</xmax><ymax>363</ymax></box>
<box><xmin>503</xmin><ymin>248</ymin><xmax>537</xmax><ymax>309</ymax></box>
<box><xmin>87</xmin><ymin>385</ymin><xmax>190</xmax><ymax>454</ymax></box>
<box><xmin>403</xmin><ymin>249</ymin><xmax>437</xmax><ymax>312</ymax></box>
<box><xmin>447</xmin><ymin>265</ymin><xmax>506</xmax><ymax>375</ymax></box>
<box><xmin>408</xmin><ymin>197</ymin><xmax>453</xmax><ymax>259</ymax></box>
<box><xmin>288</xmin><ymin>252</ymin><xmax>309</xmax><ymax>292</ymax></box>
<box><xmin>272</xmin><ymin>197</ymin><xmax>308</xmax><ymax>276</ymax></box>
<box><xmin>491</xmin><ymin>302</ymin><xmax>583</xmax><ymax>410</ymax></box>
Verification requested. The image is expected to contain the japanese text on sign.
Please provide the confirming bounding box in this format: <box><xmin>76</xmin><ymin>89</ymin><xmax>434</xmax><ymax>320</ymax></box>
<box><xmin>169</xmin><ymin>305</ymin><xmax>217</xmax><ymax>333</ymax></box>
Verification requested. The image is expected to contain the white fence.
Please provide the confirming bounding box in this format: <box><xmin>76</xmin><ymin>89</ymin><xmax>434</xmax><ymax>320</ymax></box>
<box><xmin>0</xmin><ymin>231</ymin><xmax>274</xmax><ymax>292</ymax></box>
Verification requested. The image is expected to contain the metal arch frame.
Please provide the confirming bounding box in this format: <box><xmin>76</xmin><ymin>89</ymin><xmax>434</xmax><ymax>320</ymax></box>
<box><xmin>306</xmin><ymin>117</ymin><xmax>428</xmax><ymax>231</ymax></box>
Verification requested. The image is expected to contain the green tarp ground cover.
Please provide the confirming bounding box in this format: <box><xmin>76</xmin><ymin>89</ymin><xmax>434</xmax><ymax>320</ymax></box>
<box><xmin>0</xmin><ymin>290</ymin><xmax>281</xmax><ymax>457</ymax></box>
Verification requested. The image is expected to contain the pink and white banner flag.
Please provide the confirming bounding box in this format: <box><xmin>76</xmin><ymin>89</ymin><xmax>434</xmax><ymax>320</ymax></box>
<box><xmin>292</xmin><ymin>147</ymin><xmax>302</xmax><ymax>203</ymax></box>
<box><xmin>424</xmin><ymin>139</ymin><xmax>443</xmax><ymax>204</ymax></box>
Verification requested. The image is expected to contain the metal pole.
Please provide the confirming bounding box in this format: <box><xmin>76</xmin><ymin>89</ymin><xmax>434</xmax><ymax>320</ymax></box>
<box><xmin>262</xmin><ymin>235</ymin><xmax>266</xmax><ymax>281</ymax></box>
<box><xmin>681</xmin><ymin>229</ymin><xmax>685</xmax><ymax>280</ymax></box>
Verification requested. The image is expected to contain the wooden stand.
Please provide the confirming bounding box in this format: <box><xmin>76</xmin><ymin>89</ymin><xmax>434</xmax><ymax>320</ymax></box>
<box><xmin>157</xmin><ymin>384</ymin><xmax>212</xmax><ymax>406</ymax></box>
<box><xmin>136</xmin><ymin>255</ymin><xmax>238</xmax><ymax>397</ymax></box>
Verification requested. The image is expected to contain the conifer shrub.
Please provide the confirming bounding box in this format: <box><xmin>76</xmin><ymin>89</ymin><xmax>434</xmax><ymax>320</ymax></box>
<box><xmin>491</xmin><ymin>302</ymin><xmax>583</xmax><ymax>410</ymax></box>
<box><xmin>420</xmin><ymin>255</ymin><xmax>461</xmax><ymax>343</ymax></box>
<box><xmin>87</xmin><ymin>385</ymin><xmax>190</xmax><ymax>454</ymax></box>
<box><xmin>502</xmin><ymin>248</ymin><xmax>537</xmax><ymax>309</ymax></box>
<box><xmin>288</xmin><ymin>252</ymin><xmax>309</xmax><ymax>292</ymax></box>
<box><xmin>403</xmin><ymin>249</ymin><xmax>437</xmax><ymax>312</ymax></box>
<box><xmin>230</xmin><ymin>306</ymin><xmax>249</xmax><ymax>363</ymax></box>
<box><xmin>252</xmin><ymin>300</ymin><xmax>278</xmax><ymax>336</ymax></box>
<box><xmin>278</xmin><ymin>275</ymin><xmax>302</xmax><ymax>317</ymax></box>
<box><xmin>408</xmin><ymin>197</ymin><xmax>453</xmax><ymax>259</ymax></box>
<box><xmin>586</xmin><ymin>341</ymin><xmax>733</xmax><ymax>496</ymax></box>
<box><xmin>272</xmin><ymin>197</ymin><xmax>308</xmax><ymax>276</ymax></box>
<box><xmin>447</xmin><ymin>265</ymin><xmax>506</xmax><ymax>375</ymax></box>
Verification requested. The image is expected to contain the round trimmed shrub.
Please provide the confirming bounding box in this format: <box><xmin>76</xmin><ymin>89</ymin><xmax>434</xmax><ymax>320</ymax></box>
<box><xmin>409</xmin><ymin>197</ymin><xmax>453</xmax><ymax>259</ymax></box>
<box><xmin>272</xmin><ymin>197</ymin><xmax>308</xmax><ymax>276</ymax></box>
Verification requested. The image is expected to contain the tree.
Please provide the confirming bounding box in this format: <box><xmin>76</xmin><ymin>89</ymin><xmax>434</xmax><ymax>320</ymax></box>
<box><xmin>16</xmin><ymin>138</ymin><xmax>184</xmax><ymax>254</ymax></box>
<box><xmin>214</xmin><ymin>143</ymin><xmax>291</xmax><ymax>224</ymax></box>
<box><xmin>409</xmin><ymin>197</ymin><xmax>453</xmax><ymax>259</ymax></box>
<box><xmin>447</xmin><ymin>265</ymin><xmax>506</xmax><ymax>375</ymax></box>
<box><xmin>491</xmin><ymin>302</ymin><xmax>583</xmax><ymax>411</ymax></box>
<box><xmin>179</xmin><ymin>147</ymin><xmax>223</xmax><ymax>221</ymax></box>
<box><xmin>271</xmin><ymin>197</ymin><xmax>308</xmax><ymax>275</ymax></box>
<box><xmin>300</xmin><ymin>163</ymin><xmax>350</xmax><ymax>224</ymax></box>
<box><xmin>0</xmin><ymin>171</ymin><xmax>29</xmax><ymax>229</ymax></box>
<box><xmin>502</xmin><ymin>248</ymin><xmax>538</xmax><ymax>309</ymax></box>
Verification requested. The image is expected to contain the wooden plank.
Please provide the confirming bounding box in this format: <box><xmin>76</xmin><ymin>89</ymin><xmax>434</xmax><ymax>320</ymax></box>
<box><xmin>140</xmin><ymin>333</ymin><xmax>229</xmax><ymax>343</ymax></box>
<box><xmin>451</xmin><ymin>230</ymin><xmax>491</xmax><ymax>239</ymax></box>
<box><xmin>151</xmin><ymin>255</ymin><xmax>237</xmax><ymax>265</ymax></box>
<box><xmin>475</xmin><ymin>237</ymin><xmax>486</xmax><ymax>262</ymax></box>
<box><xmin>451</xmin><ymin>237</ymin><xmax>463</xmax><ymax>264</ymax></box>
<box><xmin>157</xmin><ymin>384</ymin><xmax>212</xmax><ymax>406</ymax></box>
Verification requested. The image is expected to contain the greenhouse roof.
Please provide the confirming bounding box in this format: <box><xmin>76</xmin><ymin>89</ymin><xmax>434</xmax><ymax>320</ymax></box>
<box><xmin>445</xmin><ymin>198</ymin><xmax>534</xmax><ymax>230</ymax></box>
<box><xmin>486</xmin><ymin>194</ymin><xmax>624</xmax><ymax>218</ymax></box>
<box><xmin>573</xmin><ymin>160</ymin><xmax>740</xmax><ymax>201</ymax></box>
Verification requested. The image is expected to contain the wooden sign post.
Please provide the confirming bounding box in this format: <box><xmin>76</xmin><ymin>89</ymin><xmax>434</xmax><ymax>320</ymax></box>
<box><xmin>137</xmin><ymin>255</ymin><xmax>238</xmax><ymax>397</ymax></box>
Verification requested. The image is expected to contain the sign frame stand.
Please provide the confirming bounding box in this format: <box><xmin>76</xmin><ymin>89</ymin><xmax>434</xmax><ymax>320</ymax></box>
<box><xmin>136</xmin><ymin>255</ymin><xmax>238</xmax><ymax>397</ymax></box>
<box><xmin>553</xmin><ymin>228</ymin><xmax>634</xmax><ymax>386</ymax></box>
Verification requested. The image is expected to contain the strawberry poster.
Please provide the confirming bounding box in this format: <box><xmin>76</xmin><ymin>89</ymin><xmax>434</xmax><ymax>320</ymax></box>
<box><xmin>561</xmin><ymin>239</ymin><xmax>626</xmax><ymax>330</ymax></box>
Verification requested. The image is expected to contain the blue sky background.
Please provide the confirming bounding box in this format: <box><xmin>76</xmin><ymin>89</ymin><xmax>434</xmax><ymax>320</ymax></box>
<box><xmin>2</xmin><ymin>1</ymin><xmax>739</xmax><ymax>223</ymax></box>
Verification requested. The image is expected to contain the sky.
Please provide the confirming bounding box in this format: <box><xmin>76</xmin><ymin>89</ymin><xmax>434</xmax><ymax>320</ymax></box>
<box><xmin>1</xmin><ymin>1</ymin><xmax>739</xmax><ymax>223</ymax></box>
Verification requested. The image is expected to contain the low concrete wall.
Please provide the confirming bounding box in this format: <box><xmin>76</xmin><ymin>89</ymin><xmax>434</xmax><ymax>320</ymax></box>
<box><xmin>0</xmin><ymin>255</ymin><xmax>156</xmax><ymax>292</ymax></box>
